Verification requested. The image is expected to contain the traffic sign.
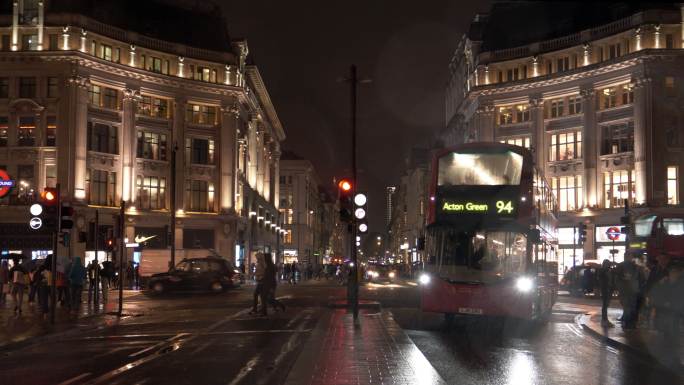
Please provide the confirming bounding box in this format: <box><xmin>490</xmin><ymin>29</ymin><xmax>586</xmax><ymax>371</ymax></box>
<box><xmin>29</xmin><ymin>217</ymin><xmax>42</xmax><ymax>230</ymax></box>
<box><xmin>606</xmin><ymin>226</ymin><xmax>621</xmax><ymax>241</ymax></box>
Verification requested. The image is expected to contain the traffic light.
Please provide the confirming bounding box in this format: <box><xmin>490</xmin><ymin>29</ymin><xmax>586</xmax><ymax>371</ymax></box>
<box><xmin>578</xmin><ymin>222</ymin><xmax>587</xmax><ymax>244</ymax></box>
<box><xmin>60</xmin><ymin>203</ymin><xmax>74</xmax><ymax>230</ymax></box>
<box><xmin>105</xmin><ymin>228</ymin><xmax>114</xmax><ymax>251</ymax></box>
<box><xmin>58</xmin><ymin>231</ymin><xmax>70</xmax><ymax>247</ymax></box>
<box><xmin>354</xmin><ymin>192</ymin><xmax>368</xmax><ymax>234</ymax></box>
<box><xmin>338</xmin><ymin>178</ymin><xmax>353</xmax><ymax>223</ymax></box>
<box><xmin>40</xmin><ymin>187</ymin><xmax>59</xmax><ymax>229</ymax></box>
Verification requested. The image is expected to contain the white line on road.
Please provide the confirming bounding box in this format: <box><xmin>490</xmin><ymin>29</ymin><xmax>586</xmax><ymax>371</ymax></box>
<box><xmin>56</xmin><ymin>372</ymin><xmax>92</xmax><ymax>385</ymax></box>
<box><xmin>128</xmin><ymin>332</ymin><xmax>189</xmax><ymax>358</ymax></box>
<box><xmin>83</xmin><ymin>308</ymin><xmax>252</xmax><ymax>385</ymax></box>
<box><xmin>226</xmin><ymin>354</ymin><xmax>262</xmax><ymax>385</ymax></box>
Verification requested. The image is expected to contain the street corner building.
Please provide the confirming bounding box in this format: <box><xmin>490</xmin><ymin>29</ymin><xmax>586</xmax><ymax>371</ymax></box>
<box><xmin>0</xmin><ymin>0</ymin><xmax>285</xmax><ymax>274</ymax></box>
<box><xmin>442</xmin><ymin>2</ymin><xmax>684</xmax><ymax>276</ymax></box>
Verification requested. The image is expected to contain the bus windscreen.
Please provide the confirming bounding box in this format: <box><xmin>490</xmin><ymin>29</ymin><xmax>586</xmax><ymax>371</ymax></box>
<box><xmin>438</xmin><ymin>151</ymin><xmax>523</xmax><ymax>186</ymax></box>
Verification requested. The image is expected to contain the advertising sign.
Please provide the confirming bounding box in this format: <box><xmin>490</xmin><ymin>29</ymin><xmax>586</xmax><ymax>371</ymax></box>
<box><xmin>0</xmin><ymin>169</ymin><xmax>14</xmax><ymax>198</ymax></box>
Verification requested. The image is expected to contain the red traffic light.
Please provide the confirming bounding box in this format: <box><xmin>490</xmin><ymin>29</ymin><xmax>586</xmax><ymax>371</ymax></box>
<box><xmin>41</xmin><ymin>187</ymin><xmax>59</xmax><ymax>205</ymax></box>
<box><xmin>338</xmin><ymin>179</ymin><xmax>352</xmax><ymax>192</ymax></box>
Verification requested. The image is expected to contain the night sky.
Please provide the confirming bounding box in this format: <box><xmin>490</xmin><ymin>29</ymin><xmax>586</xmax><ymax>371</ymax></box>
<box><xmin>224</xmin><ymin>1</ymin><xmax>491</xmax><ymax>230</ymax></box>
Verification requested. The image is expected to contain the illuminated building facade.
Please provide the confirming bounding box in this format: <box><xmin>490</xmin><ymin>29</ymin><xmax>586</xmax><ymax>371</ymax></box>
<box><xmin>444</xmin><ymin>3</ymin><xmax>684</xmax><ymax>276</ymax></box>
<box><xmin>0</xmin><ymin>0</ymin><xmax>285</xmax><ymax>267</ymax></box>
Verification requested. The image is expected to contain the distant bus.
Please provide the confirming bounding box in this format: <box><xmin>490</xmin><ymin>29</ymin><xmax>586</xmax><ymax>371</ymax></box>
<box><xmin>420</xmin><ymin>142</ymin><xmax>558</xmax><ymax>321</ymax></box>
<box><xmin>630</xmin><ymin>211</ymin><xmax>684</xmax><ymax>262</ymax></box>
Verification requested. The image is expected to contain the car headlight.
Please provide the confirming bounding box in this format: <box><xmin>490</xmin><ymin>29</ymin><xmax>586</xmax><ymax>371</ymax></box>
<box><xmin>389</xmin><ymin>272</ymin><xmax>396</xmax><ymax>278</ymax></box>
<box><xmin>419</xmin><ymin>273</ymin><xmax>430</xmax><ymax>285</ymax></box>
<box><xmin>516</xmin><ymin>277</ymin><xmax>534</xmax><ymax>292</ymax></box>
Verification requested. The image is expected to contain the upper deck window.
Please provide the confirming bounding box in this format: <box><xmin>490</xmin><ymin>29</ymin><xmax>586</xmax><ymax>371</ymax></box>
<box><xmin>438</xmin><ymin>151</ymin><xmax>523</xmax><ymax>186</ymax></box>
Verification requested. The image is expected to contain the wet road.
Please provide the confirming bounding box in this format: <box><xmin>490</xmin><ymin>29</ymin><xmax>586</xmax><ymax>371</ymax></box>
<box><xmin>0</xmin><ymin>280</ymin><xmax>680</xmax><ymax>385</ymax></box>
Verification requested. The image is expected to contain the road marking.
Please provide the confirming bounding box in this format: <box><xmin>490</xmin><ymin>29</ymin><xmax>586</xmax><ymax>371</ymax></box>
<box><xmin>226</xmin><ymin>354</ymin><xmax>261</xmax><ymax>385</ymax></box>
<box><xmin>128</xmin><ymin>333</ymin><xmax>189</xmax><ymax>358</ymax></box>
<box><xmin>84</xmin><ymin>308</ymin><xmax>252</xmax><ymax>385</ymax></box>
<box><xmin>57</xmin><ymin>372</ymin><xmax>92</xmax><ymax>385</ymax></box>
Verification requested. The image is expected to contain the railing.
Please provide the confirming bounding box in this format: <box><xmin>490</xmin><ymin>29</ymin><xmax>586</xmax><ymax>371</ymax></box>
<box><xmin>539</xmin><ymin>32</ymin><xmax>581</xmax><ymax>52</ymax></box>
<box><xmin>491</xmin><ymin>46</ymin><xmax>530</xmax><ymax>61</ymax></box>
<box><xmin>590</xmin><ymin>17</ymin><xmax>632</xmax><ymax>39</ymax></box>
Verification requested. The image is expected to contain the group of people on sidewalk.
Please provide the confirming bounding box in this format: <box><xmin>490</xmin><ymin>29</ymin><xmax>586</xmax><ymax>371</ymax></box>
<box><xmin>0</xmin><ymin>255</ymin><xmax>125</xmax><ymax>319</ymax></box>
<box><xmin>599</xmin><ymin>252</ymin><xmax>683</xmax><ymax>366</ymax></box>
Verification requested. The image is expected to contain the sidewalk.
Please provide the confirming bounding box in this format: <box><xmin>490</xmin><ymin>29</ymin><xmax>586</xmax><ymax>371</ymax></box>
<box><xmin>285</xmin><ymin>308</ymin><xmax>446</xmax><ymax>385</ymax></box>
<box><xmin>578</xmin><ymin>307</ymin><xmax>684</xmax><ymax>372</ymax></box>
<box><xmin>0</xmin><ymin>289</ymin><xmax>142</xmax><ymax>351</ymax></box>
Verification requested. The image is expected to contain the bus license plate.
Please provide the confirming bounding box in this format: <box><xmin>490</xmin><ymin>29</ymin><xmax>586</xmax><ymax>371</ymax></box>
<box><xmin>458</xmin><ymin>307</ymin><xmax>483</xmax><ymax>315</ymax></box>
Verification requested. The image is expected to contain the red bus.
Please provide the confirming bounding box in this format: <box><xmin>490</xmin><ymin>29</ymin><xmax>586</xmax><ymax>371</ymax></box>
<box><xmin>420</xmin><ymin>143</ymin><xmax>558</xmax><ymax>321</ymax></box>
<box><xmin>630</xmin><ymin>210</ymin><xmax>684</xmax><ymax>262</ymax></box>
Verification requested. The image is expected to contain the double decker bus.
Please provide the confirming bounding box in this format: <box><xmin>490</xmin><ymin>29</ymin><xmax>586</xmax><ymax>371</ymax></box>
<box><xmin>630</xmin><ymin>210</ymin><xmax>684</xmax><ymax>262</ymax></box>
<box><xmin>420</xmin><ymin>142</ymin><xmax>558</xmax><ymax>321</ymax></box>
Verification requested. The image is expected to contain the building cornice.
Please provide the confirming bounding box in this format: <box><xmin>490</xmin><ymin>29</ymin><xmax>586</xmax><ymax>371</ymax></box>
<box><xmin>468</xmin><ymin>50</ymin><xmax>677</xmax><ymax>100</ymax></box>
<box><xmin>245</xmin><ymin>65</ymin><xmax>285</xmax><ymax>142</ymax></box>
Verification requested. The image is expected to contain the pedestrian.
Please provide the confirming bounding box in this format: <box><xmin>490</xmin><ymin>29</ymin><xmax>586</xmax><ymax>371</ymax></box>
<box><xmin>249</xmin><ymin>253</ymin><xmax>268</xmax><ymax>316</ymax></box>
<box><xmin>100</xmin><ymin>260</ymin><xmax>114</xmax><ymax>304</ymax></box>
<box><xmin>68</xmin><ymin>257</ymin><xmax>87</xmax><ymax>315</ymax></box>
<box><xmin>264</xmin><ymin>253</ymin><xmax>285</xmax><ymax>312</ymax></box>
<box><xmin>35</xmin><ymin>255</ymin><xmax>53</xmax><ymax>319</ymax></box>
<box><xmin>283</xmin><ymin>263</ymin><xmax>291</xmax><ymax>284</ymax></box>
<box><xmin>598</xmin><ymin>259</ymin><xmax>614</xmax><ymax>327</ymax></box>
<box><xmin>27</xmin><ymin>264</ymin><xmax>38</xmax><ymax>304</ymax></box>
<box><xmin>9</xmin><ymin>256</ymin><xmax>28</xmax><ymax>316</ymax></box>
<box><xmin>56</xmin><ymin>256</ymin><xmax>70</xmax><ymax>309</ymax></box>
<box><xmin>651</xmin><ymin>260</ymin><xmax>684</xmax><ymax>369</ymax></box>
<box><xmin>290</xmin><ymin>262</ymin><xmax>299</xmax><ymax>285</ymax></box>
<box><xmin>306</xmin><ymin>264</ymin><xmax>313</xmax><ymax>281</ymax></box>
<box><xmin>615</xmin><ymin>252</ymin><xmax>644</xmax><ymax>329</ymax></box>
<box><xmin>87</xmin><ymin>260</ymin><xmax>97</xmax><ymax>304</ymax></box>
<box><xmin>0</xmin><ymin>260</ymin><xmax>9</xmax><ymax>305</ymax></box>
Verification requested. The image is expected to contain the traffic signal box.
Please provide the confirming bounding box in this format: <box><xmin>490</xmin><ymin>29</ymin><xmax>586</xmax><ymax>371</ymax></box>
<box><xmin>578</xmin><ymin>222</ymin><xmax>587</xmax><ymax>244</ymax></box>
<box><xmin>40</xmin><ymin>187</ymin><xmax>59</xmax><ymax>230</ymax></box>
<box><xmin>338</xmin><ymin>179</ymin><xmax>353</xmax><ymax>223</ymax></box>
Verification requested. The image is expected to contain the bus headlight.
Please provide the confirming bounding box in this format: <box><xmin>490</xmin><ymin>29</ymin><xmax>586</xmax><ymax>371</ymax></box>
<box><xmin>389</xmin><ymin>272</ymin><xmax>396</xmax><ymax>278</ymax></box>
<box><xmin>419</xmin><ymin>274</ymin><xmax>431</xmax><ymax>285</ymax></box>
<box><xmin>516</xmin><ymin>277</ymin><xmax>534</xmax><ymax>292</ymax></box>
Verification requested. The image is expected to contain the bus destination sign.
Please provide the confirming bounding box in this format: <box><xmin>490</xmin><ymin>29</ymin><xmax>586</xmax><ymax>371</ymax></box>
<box><xmin>440</xmin><ymin>199</ymin><xmax>515</xmax><ymax>215</ymax></box>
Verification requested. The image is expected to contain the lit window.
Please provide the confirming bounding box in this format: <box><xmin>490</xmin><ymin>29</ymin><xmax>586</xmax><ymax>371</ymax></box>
<box><xmin>549</xmin><ymin>131</ymin><xmax>582</xmax><ymax>161</ymax></box>
<box><xmin>601</xmin><ymin>122</ymin><xmax>634</xmax><ymax>155</ymax></box>
<box><xmin>137</xmin><ymin>176</ymin><xmax>166</xmax><ymax>210</ymax></box>
<box><xmin>667</xmin><ymin>166</ymin><xmax>678</xmax><ymax>205</ymax></box>
<box><xmin>601</xmin><ymin>88</ymin><xmax>617</xmax><ymax>109</ymax></box>
<box><xmin>604</xmin><ymin>170</ymin><xmax>635</xmax><ymax>208</ymax></box>
<box><xmin>621</xmin><ymin>84</ymin><xmax>634</xmax><ymax>104</ymax></box>
<box><xmin>500</xmin><ymin>137</ymin><xmax>530</xmax><ymax>149</ymax></box>
<box><xmin>551</xmin><ymin>175</ymin><xmax>583</xmax><ymax>211</ymax></box>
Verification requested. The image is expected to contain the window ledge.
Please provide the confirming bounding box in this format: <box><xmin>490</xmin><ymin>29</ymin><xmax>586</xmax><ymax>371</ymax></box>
<box><xmin>88</xmin><ymin>104</ymin><xmax>121</xmax><ymax>113</ymax></box>
<box><xmin>544</xmin><ymin>113</ymin><xmax>582</xmax><ymax>122</ymax></box>
<box><xmin>597</xmin><ymin>103</ymin><xmax>632</xmax><ymax>113</ymax></box>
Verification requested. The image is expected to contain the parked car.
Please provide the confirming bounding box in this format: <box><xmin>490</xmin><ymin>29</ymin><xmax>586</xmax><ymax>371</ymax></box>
<box><xmin>148</xmin><ymin>257</ymin><xmax>241</xmax><ymax>294</ymax></box>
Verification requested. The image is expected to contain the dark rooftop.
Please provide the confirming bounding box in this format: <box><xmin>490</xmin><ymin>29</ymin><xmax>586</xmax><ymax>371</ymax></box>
<box><xmin>474</xmin><ymin>1</ymin><xmax>680</xmax><ymax>51</ymax></box>
<box><xmin>42</xmin><ymin>0</ymin><xmax>232</xmax><ymax>53</ymax></box>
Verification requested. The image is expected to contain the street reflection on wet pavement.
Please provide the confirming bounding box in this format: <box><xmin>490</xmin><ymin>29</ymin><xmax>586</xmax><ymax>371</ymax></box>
<box><xmin>0</xmin><ymin>281</ymin><xmax>679</xmax><ymax>385</ymax></box>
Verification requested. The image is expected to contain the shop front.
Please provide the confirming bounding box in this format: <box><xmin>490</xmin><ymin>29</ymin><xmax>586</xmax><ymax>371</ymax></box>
<box><xmin>594</xmin><ymin>225</ymin><xmax>626</xmax><ymax>263</ymax></box>
<box><xmin>557</xmin><ymin>227</ymin><xmax>583</xmax><ymax>280</ymax></box>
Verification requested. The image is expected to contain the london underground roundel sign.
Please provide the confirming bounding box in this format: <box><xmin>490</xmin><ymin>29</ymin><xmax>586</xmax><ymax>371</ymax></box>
<box><xmin>0</xmin><ymin>169</ymin><xmax>14</xmax><ymax>198</ymax></box>
<box><xmin>606</xmin><ymin>226</ymin><xmax>621</xmax><ymax>241</ymax></box>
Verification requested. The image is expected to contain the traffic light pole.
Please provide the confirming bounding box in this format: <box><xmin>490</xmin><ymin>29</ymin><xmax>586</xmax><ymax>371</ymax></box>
<box><xmin>349</xmin><ymin>65</ymin><xmax>359</xmax><ymax>322</ymax></box>
<box><xmin>118</xmin><ymin>200</ymin><xmax>125</xmax><ymax>317</ymax></box>
<box><xmin>94</xmin><ymin>210</ymin><xmax>100</xmax><ymax>309</ymax></box>
<box><xmin>170</xmin><ymin>145</ymin><xmax>177</xmax><ymax>268</ymax></box>
<box><xmin>50</xmin><ymin>183</ymin><xmax>61</xmax><ymax>324</ymax></box>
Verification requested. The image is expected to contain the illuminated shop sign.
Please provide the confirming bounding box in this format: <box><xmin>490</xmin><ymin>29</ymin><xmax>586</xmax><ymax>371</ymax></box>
<box><xmin>0</xmin><ymin>169</ymin><xmax>15</xmax><ymax>198</ymax></box>
<box><xmin>441</xmin><ymin>200</ymin><xmax>515</xmax><ymax>214</ymax></box>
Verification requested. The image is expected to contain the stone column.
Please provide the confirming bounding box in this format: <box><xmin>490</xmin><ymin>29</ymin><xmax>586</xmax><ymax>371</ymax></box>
<box><xmin>247</xmin><ymin>115</ymin><xmax>258</xmax><ymax>189</ymax></box>
<box><xmin>37</xmin><ymin>0</ymin><xmax>44</xmax><ymax>50</ymax></box>
<box><xmin>11</xmin><ymin>1</ymin><xmax>18</xmax><ymax>51</ymax></box>
<box><xmin>633</xmin><ymin>77</ymin><xmax>652</xmax><ymax>205</ymax></box>
<box><xmin>581</xmin><ymin>87</ymin><xmax>598</xmax><ymax>207</ymax></box>
<box><xmin>256</xmin><ymin>128</ymin><xmax>265</xmax><ymax>195</ymax></box>
<box><xmin>273</xmin><ymin>143</ymin><xmax>281</xmax><ymax>209</ymax></box>
<box><xmin>530</xmin><ymin>96</ymin><xmax>545</xmax><ymax>169</ymax></box>
<box><xmin>69</xmin><ymin>76</ymin><xmax>89</xmax><ymax>201</ymax></box>
<box><xmin>263</xmin><ymin>139</ymin><xmax>271</xmax><ymax>202</ymax></box>
<box><xmin>173</xmin><ymin>98</ymin><xmax>186</xmax><ymax>210</ymax></box>
<box><xmin>219</xmin><ymin>103</ymin><xmax>239</xmax><ymax>212</ymax></box>
<box><xmin>121</xmin><ymin>88</ymin><xmax>139</xmax><ymax>204</ymax></box>
<box><xmin>474</xmin><ymin>102</ymin><xmax>495</xmax><ymax>142</ymax></box>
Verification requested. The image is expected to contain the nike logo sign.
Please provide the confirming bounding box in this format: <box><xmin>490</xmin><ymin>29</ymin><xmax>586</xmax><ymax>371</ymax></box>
<box><xmin>134</xmin><ymin>235</ymin><xmax>157</xmax><ymax>243</ymax></box>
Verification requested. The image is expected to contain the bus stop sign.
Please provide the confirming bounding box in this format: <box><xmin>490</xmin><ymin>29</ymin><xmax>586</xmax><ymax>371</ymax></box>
<box><xmin>606</xmin><ymin>226</ymin><xmax>621</xmax><ymax>241</ymax></box>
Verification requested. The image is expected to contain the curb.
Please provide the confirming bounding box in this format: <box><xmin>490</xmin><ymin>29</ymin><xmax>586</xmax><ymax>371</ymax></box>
<box><xmin>327</xmin><ymin>300</ymin><xmax>382</xmax><ymax>310</ymax></box>
<box><xmin>575</xmin><ymin>312</ymin><xmax>680</xmax><ymax>373</ymax></box>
